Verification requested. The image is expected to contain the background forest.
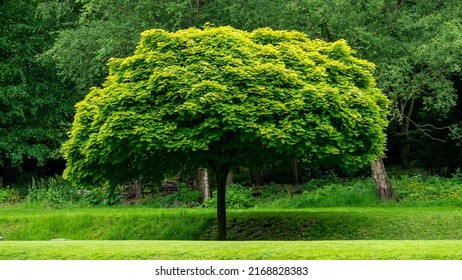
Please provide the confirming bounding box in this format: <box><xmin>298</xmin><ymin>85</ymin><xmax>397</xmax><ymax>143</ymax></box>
<box><xmin>2</xmin><ymin>0</ymin><xmax>462</xmax><ymax>204</ymax></box>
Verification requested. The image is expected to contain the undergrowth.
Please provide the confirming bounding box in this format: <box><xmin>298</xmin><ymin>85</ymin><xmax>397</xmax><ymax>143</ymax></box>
<box><xmin>2</xmin><ymin>171</ymin><xmax>462</xmax><ymax>208</ymax></box>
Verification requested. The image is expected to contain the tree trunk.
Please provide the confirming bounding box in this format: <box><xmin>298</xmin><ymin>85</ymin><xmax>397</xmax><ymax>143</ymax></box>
<box><xmin>0</xmin><ymin>165</ymin><xmax>3</xmax><ymax>188</ymax></box>
<box><xmin>226</xmin><ymin>170</ymin><xmax>233</xmax><ymax>186</ymax></box>
<box><xmin>249</xmin><ymin>169</ymin><xmax>263</xmax><ymax>186</ymax></box>
<box><xmin>196</xmin><ymin>168</ymin><xmax>211</xmax><ymax>202</ymax></box>
<box><xmin>126</xmin><ymin>179</ymin><xmax>142</xmax><ymax>200</ymax></box>
<box><xmin>371</xmin><ymin>157</ymin><xmax>395</xmax><ymax>200</ymax></box>
<box><xmin>208</xmin><ymin>160</ymin><xmax>230</xmax><ymax>241</ymax></box>
<box><xmin>291</xmin><ymin>158</ymin><xmax>301</xmax><ymax>185</ymax></box>
<box><xmin>400</xmin><ymin>139</ymin><xmax>411</xmax><ymax>169</ymax></box>
<box><xmin>37</xmin><ymin>165</ymin><xmax>45</xmax><ymax>178</ymax></box>
<box><xmin>399</xmin><ymin>98</ymin><xmax>415</xmax><ymax>169</ymax></box>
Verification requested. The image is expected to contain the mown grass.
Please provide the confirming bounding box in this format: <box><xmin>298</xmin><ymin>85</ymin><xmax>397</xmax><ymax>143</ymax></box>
<box><xmin>2</xmin><ymin>240</ymin><xmax>462</xmax><ymax>260</ymax></box>
<box><xmin>1</xmin><ymin>207</ymin><xmax>462</xmax><ymax>241</ymax></box>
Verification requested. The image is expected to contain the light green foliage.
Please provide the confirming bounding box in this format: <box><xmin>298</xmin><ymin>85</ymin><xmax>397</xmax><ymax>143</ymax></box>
<box><xmin>392</xmin><ymin>174</ymin><xmax>462</xmax><ymax>205</ymax></box>
<box><xmin>63</xmin><ymin>26</ymin><xmax>388</xmax><ymax>187</ymax></box>
<box><xmin>0</xmin><ymin>188</ymin><xmax>21</xmax><ymax>204</ymax></box>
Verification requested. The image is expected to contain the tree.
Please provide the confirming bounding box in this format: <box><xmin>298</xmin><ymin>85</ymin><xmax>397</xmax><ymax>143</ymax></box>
<box><xmin>278</xmin><ymin>0</ymin><xmax>462</xmax><ymax>169</ymax></box>
<box><xmin>63</xmin><ymin>26</ymin><xmax>389</xmax><ymax>240</ymax></box>
<box><xmin>44</xmin><ymin>0</ymin><xmax>200</xmax><ymax>93</ymax></box>
<box><xmin>0</xmin><ymin>0</ymin><xmax>79</xmax><ymax>181</ymax></box>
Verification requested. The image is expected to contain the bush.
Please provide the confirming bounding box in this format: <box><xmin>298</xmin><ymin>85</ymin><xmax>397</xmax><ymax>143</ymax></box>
<box><xmin>206</xmin><ymin>184</ymin><xmax>256</xmax><ymax>209</ymax></box>
<box><xmin>391</xmin><ymin>174</ymin><xmax>462</xmax><ymax>205</ymax></box>
<box><xmin>256</xmin><ymin>178</ymin><xmax>379</xmax><ymax>208</ymax></box>
<box><xmin>292</xmin><ymin>179</ymin><xmax>379</xmax><ymax>207</ymax></box>
<box><xmin>0</xmin><ymin>188</ymin><xmax>21</xmax><ymax>204</ymax></box>
<box><xmin>165</xmin><ymin>185</ymin><xmax>202</xmax><ymax>207</ymax></box>
<box><xmin>26</xmin><ymin>176</ymin><xmax>83</xmax><ymax>207</ymax></box>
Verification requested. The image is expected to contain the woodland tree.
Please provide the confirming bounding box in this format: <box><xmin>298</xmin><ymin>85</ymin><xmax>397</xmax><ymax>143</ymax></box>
<box><xmin>0</xmin><ymin>0</ymin><xmax>79</xmax><ymax>181</ymax></box>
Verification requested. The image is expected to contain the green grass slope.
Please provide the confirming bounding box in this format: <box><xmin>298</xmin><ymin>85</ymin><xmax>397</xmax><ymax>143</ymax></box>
<box><xmin>1</xmin><ymin>207</ymin><xmax>462</xmax><ymax>241</ymax></box>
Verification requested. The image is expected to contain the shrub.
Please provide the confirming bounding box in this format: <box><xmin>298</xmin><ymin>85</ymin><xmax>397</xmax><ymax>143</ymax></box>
<box><xmin>164</xmin><ymin>185</ymin><xmax>202</xmax><ymax>207</ymax></box>
<box><xmin>256</xmin><ymin>178</ymin><xmax>379</xmax><ymax>208</ymax></box>
<box><xmin>0</xmin><ymin>188</ymin><xmax>21</xmax><ymax>204</ymax></box>
<box><xmin>391</xmin><ymin>174</ymin><xmax>462</xmax><ymax>205</ymax></box>
<box><xmin>206</xmin><ymin>184</ymin><xmax>256</xmax><ymax>209</ymax></box>
<box><xmin>26</xmin><ymin>176</ymin><xmax>83</xmax><ymax>207</ymax></box>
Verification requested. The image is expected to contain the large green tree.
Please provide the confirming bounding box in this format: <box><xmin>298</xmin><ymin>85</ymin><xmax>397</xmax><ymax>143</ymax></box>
<box><xmin>0</xmin><ymin>0</ymin><xmax>79</xmax><ymax>181</ymax></box>
<box><xmin>49</xmin><ymin>0</ymin><xmax>462</xmax><ymax>173</ymax></box>
<box><xmin>281</xmin><ymin>0</ymin><xmax>462</xmax><ymax>169</ymax></box>
<box><xmin>63</xmin><ymin>26</ymin><xmax>389</xmax><ymax>240</ymax></box>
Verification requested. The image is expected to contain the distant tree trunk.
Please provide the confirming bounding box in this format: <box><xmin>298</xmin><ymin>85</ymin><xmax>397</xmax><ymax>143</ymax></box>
<box><xmin>37</xmin><ymin>165</ymin><xmax>45</xmax><ymax>178</ymax></box>
<box><xmin>196</xmin><ymin>168</ymin><xmax>211</xmax><ymax>202</ymax></box>
<box><xmin>126</xmin><ymin>179</ymin><xmax>142</xmax><ymax>200</ymax></box>
<box><xmin>208</xmin><ymin>159</ymin><xmax>230</xmax><ymax>241</ymax></box>
<box><xmin>0</xmin><ymin>165</ymin><xmax>3</xmax><ymax>188</ymax></box>
<box><xmin>371</xmin><ymin>157</ymin><xmax>395</xmax><ymax>200</ymax></box>
<box><xmin>399</xmin><ymin>98</ymin><xmax>415</xmax><ymax>169</ymax></box>
<box><xmin>291</xmin><ymin>158</ymin><xmax>301</xmax><ymax>185</ymax></box>
<box><xmin>226</xmin><ymin>170</ymin><xmax>233</xmax><ymax>185</ymax></box>
<box><xmin>400</xmin><ymin>132</ymin><xmax>411</xmax><ymax>169</ymax></box>
<box><xmin>249</xmin><ymin>169</ymin><xmax>264</xmax><ymax>186</ymax></box>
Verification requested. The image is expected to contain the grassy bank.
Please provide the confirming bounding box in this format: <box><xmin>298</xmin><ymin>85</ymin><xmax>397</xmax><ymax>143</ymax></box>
<box><xmin>1</xmin><ymin>207</ymin><xmax>462</xmax><ymax>241</ymax></box>
<box><xmin>2</xmin><ymin>240</ymin><xmax>462</xmax><ymax>260</ymax></box>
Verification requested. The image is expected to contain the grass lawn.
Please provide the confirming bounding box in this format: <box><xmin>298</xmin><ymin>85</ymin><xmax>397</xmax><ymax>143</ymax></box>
<box><xmin>1</xmin><ymin>240</ymin><xmax>462</xmax><ymax>260</ymax></box>
<box><xmin>1</xmin><ymin>206</ymin><xmax>462</xmax><ymax>260</ymax></box>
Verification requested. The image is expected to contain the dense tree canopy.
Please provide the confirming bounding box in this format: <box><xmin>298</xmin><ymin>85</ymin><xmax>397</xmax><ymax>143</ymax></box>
<box><xmin>63</xmin><ymin>26</ymin><xmax>389</xmax><ymax>239</ymax></box>
<box><xmin>3</xmin><ymin>0</ymin><xmax>462</xmax><ymax>184</ymax></box>
<box><xmin>63</xmin><ymin>26</ymin><xmax>388</xmax><ymax>186</ymax></box>
<box><xmin>0</xmin><ymin>0</ymin><xmax>79</xmax><ymax>170</ymax></box>
<box><xmin>44</xmin><ymin>0</ymin><xmax>462</xmax><ymax>173</ymax></box>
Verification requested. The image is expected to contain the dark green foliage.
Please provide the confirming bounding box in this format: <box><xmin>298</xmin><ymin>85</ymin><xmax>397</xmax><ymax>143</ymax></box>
<box><xmin>4</xmin><ymin>0</ymin><xmax>462</xmax><ymax>180</ymax></box>
<box><xmin>0</xmin><ymin>0</ymin><xmax>80</xmax><ymax>168</ymax></box>
<box><xmin>206</xmin><ymin>184</ymin><xmax>256</xmax><ymax>209</ymax></box>
<box><xmin>22</xmin><ymin>176</ymin><xmax>121</xmax><ymax>207</ymax></box>
<box><xmin>164</xmin><ymin>185</ymin><xmax>202</xmax><ymax>207</ymax></box>
<box><xmin>26</xmin><ymin>177</ymin><xmax>83</xmax><ymax>207</ymax></box>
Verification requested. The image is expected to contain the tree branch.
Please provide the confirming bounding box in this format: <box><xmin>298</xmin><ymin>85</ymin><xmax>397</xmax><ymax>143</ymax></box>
<box><xmin>401</xmin><ymin>115</ymin><xmax>462</xmax><ymax>143</ymax></box>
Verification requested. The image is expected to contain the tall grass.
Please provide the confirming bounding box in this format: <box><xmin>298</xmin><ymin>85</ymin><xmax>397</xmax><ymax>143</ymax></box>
<box><xmin>0</xmin><ymin>207</ymin><xmax>462</xmax><ymax>241</ymax></box>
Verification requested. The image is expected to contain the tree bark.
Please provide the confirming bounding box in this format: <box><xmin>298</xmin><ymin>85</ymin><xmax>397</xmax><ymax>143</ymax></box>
<box><xmin>371</xmin><ymin>157</ymin><xmax>395</xmax><ymax>200</ymax></box>
<box><xmin>37</xmin><ymin>165</ymin><xmax>45</xmax><ymax>178</ymax></box>
<box><xmin>226</xmin><ymin>170</ymin><xmax>233</xmax><ymax>186</ymax></box>
<box><xmin>291</xmin><ymin>158</ymin><xmax>301</xmax><ymax>185</ymax></box>
<box><xmin>0</xmin><ymin>165</ymin><xmax>3</xmax><ymax>188</ymax></box>
<box><xmin>126</xmin><ymin>179</ymin><xmax>142</xmax><ymax>200</ymax></box>
<box><xmin>249</xmin><ymin>169</ymin><xmax>263</xmax><ymax>186</ymax></box>
<box><xmin>196</xmin><ymin>168</ymin><xmax>211</xmax><ymax>202</ymax></box>
<box><xmin>208</xmin><ymin>160</ymin><xmax>230</xmax><ymax>241</ymax></box>
<box><xmin>399</xmin><ymin>98</ymin><xmax>415</xmax><ymax>169</ymax></box>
